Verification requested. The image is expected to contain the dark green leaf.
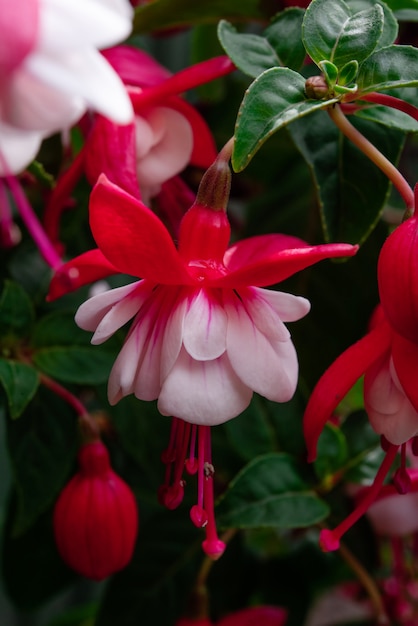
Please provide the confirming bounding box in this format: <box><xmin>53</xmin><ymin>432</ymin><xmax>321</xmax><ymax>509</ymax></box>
<box><xmin>2</xmin><ymin>497</ymin><xmax>78</xmax><ymax>609</ymax></box>
<box><xmin>232</xmin><ymin>67</ymin><xmax>337</xmax><ymax>172</ymax></box>
<box><xmin>314</xmin><ymin>423</ymin><xmax>349</xmax><ymax>482</ymax></box>
<box><xmin>347</xmin><ymin>0</ymin><xmax>398</xmax><ymax>49</ymax></box>
<box><xmin>31</xmin><ymin>310</ymin><xmax>92</xmax><ymax>348</ymax></box>
<box><xmin>289</xmin><ymin>111</ymin><xmax>405</xmax><ymax>244</ymax></box>
<box><xmin>354</xmin><ymin>104</ymin><xmax>418</xmax><ymax>133</ymax></box>
<box><xmin>0</xmin><ymin>359</ymin><xmax>39</xmax><ymax>419</ymax></box>
<box><xmin>384</xmin><ymin>0</ymin><xmax>418</xmax><ymax>21</ymax></box>
<box><xmin>96</xmin><ymin>509</ymin><xmax>201</xmax><ymax>626</ymax></box>
<box><xmin>0</xmin><ymin>280</ymin><xmax>34</xmax><ymax>338</ymax></box>
<box><xmin>223</xmin><ymin>395</ymin><xmax>276</xmax><ymax>462</ymax></box>
<box><xmin>218</xmin><ymin>11</ymin><xmax>306</xmax><ymax>78</ymax></box>
<box><xmin>358</xmin><ymin>45</ymin><xmax>418</xmax><ymax>93</ymax></box>
<box><xmin>341</xmin><ymin>410</ymin><xmax>384</xmax><ymax>483</ymax></box>
<box><xmin>132</xmin><ymin>0</ymin><xmax>274</xmax><ymax>34</ymax></box>
<box><xmin>33</xmin><ymin>346</ymin><xmax>115</xmax><ymax>385</ymax></box>
<box><xmin>303</xmin><ymin>0</ymin><xmax>384</xmax><ymax>68</ymax></box>
<box><xmin>216</xmin><ymin>453</ymin><xmax>330</xmax><ymax>529</ymax></box>
<box><xmin>7</xmin><ymin>386</ymin><xmax>78</xmax><ymax>535</ymax></box>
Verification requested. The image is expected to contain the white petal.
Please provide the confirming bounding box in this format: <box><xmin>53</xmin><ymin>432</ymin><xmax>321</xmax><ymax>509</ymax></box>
<box><xmin>5</xmin><ymin>65</ymin><xmax>84</xmax><ymax>131</ymax></box>
<box><xmin>136</xmin><ymin>108</ymin><xmax>193</xmax><ymax>187</ymax></box>
<box><xmin>254</xmin><ymin>287</ymin><xmax>311</xmax><ymax>322</ymax></box>
<box><xmin>160</xmin><ymin>291</ymin><xmax>188</xmax><ymax>382</ymax></box>
<box><xmin>183</xmin><ymin>289</ymin><xmax>227</xmax><ymax>361</ymax></box>
<box><xmin>365</xmin><ymin>356</ymin><xmax>418</xmax><ymax>445</ymax></box>
<box><xmin>38</xmin><ymin>0</ymin><xmax>133</xmax><ymax>51</ymax></box>
<box><xmin>0</xmin><ymin>121</ymin><xmax>42</xmax><ymax>174</ymax></box>
<box><xmin>235</xmin><ymin>287</ymin><xmax>290</xmax><ymax>342</ymax></box>
<box><xmin>158</xmin><ymin>348</ymin><xmax>252</xmax><ymax>425</ymax></box>
<box><xmin>26</xmin><ymin>47</ymin><xmax>133</xmax><ymax>124</ymax></box>
<box><xmin>226</xmin><ymin>294</ymin><xmax>299</xmax><ymax>402</ymax></box>
<box><xmin>107</xmin><ymin>322</ymin><xmax>145</xmax><ymax>404</ymax></box>
<box><xmin>367</xmin><ymin>493</ymin><xmax>418</xmax><ymax>537</ymax></box>
<box><xmin>75</xmin><ymin>281</ymin><xmax>143</xmax><ymax>334</ymax></box>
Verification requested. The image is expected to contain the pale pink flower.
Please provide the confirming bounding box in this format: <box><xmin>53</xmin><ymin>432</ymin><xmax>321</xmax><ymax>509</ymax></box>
<box><xmin>0</xmin><ymin>0</ymin><xmax>133</xmax><ymax>174</ymax></box>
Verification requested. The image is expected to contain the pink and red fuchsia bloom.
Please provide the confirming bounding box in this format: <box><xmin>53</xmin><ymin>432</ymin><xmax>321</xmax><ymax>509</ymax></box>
<box><xmin>304</xmin><ymin>187</ymin><xmax>418</xmax><ymax>551</ymax></box>
<box><xmin>49</xmin><ymin>151</ymin><xmax>357</xmax><ymax>557</ymax></box>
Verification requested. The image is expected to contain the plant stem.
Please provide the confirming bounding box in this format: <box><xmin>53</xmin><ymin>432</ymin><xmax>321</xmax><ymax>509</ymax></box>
<box><xmin>339</xmin><ymin>540</ymin><xmax>389</xmax><ymax>624</ymax></box>
<box><xmin>358</xmin><ymin>92</ymin><xmax>418</xmax><ymax>122</ymax></box>
<box><xmin>328</xmin><ymin>104</ymin><xmax>414</xmax><ymax>211</ymax></box>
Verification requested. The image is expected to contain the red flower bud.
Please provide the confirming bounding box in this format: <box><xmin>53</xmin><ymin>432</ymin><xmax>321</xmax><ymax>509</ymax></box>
<box><xmin>53</xmin><ymin>441</ymin><xmax>138</xmax><ymax>580</ymax></box>
<box><xmin>378</xmin><ymin>210</ymin><xmax>418</xmax><ymax>343</ymax></box>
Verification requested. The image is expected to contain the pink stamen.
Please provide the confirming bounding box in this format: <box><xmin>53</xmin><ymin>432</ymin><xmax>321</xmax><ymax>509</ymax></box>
<box><xmin>200</xmin><ymin>427</ymin><xmax>225</xmax><ymax>560</ymax></box>
<box><xmin>320</xmin><ymin>444</ymin><xmax>399</xmax><ymax>551</ymax></box>
<box><xmin>0</xmin><ymin>153</ymin><xmax>63</xmax><ymax>270</ymax></box>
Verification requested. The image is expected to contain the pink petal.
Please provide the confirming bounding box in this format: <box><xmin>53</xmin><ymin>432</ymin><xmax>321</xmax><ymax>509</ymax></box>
<box><xmin>366</xmin><ymin>491</ymin><xmax>418</xmax><ymax>536</ymax></box>
<box><xmin>102</xmin><ymin>45</ymin><xmax>171</xmax><ymax>88</ymax></box>
<box><xmin>164</xmin><ymin>97</ymin><xmax>217</xmax><ymax>168</ymax></box>
<box><xmin>84</xmin><ymin>116</ymin><xmax>141</xmax><ymax>199</ymax></box>
<box><xmin>158</xmin><ymin>348</ymin><xmax>252</xmax><ymax>425</ymax></box>
<box><xmin>391</xmin><ymin>332</ymin><xmax>418</xmax><ymax>413</ymax></box>
<box><xmin>303</xmin><ymin>321</ymin><xmax>392</xmax><ymax>462</ymax></box>
<box><xmin>225</xmin><ymin>291</ymin><xmax>299</xmax><ymax>402</ymax></box>
<box><xmin>183</xmin><ymin>289</ymin><xmax>227</xmax><ymax>361</ymax></box>
<box><xmin>0</xmin><ymin>0</ymin><xmax>38</xmax><ymax>73</ymax></box>
<box><xmin>364</xmin><ymin>355</ymin><xmax>418</xmax><ymax>445</ymax></box>
<box><xmin>135</xmin><ymin>107</ymin><xmax>193</xmax><ymax>190</ymax></box>
<box><xmin>250</xmin><ymin>286</ymin><xmax>311</xmax><ymax>325</ymax></box>
<box><xmin>75</xmin><ymin>281</ymin><xmax>147</xmax><ymax>344</ymax></box>
<box><xmin>47</xmin><ymin>249</ymin><xmax>119</xmax><ymax>301</ymax></box>
<box><xmin>89</xmin><ymin>175</ymin><xmax>195</xmax><ymax>285</ymax></box>
<box><xmin>219</xmin><ymin>238</ymin><xmax>358</xmax><ymax>287</ymax></box>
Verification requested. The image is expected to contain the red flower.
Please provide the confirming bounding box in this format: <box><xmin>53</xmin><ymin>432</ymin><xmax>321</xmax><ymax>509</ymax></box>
<box><xmin>53</xmin><ymin>440</ymin><xmax>138</xmax><ymax>580</ymax></box>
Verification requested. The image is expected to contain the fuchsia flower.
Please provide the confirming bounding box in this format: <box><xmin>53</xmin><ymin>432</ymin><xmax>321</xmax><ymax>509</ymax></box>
<box><xmin>0</xmin><ymin>0</ymin><xmax>133</xmax><ymax>175</ymax></box>
<box><xmin>44</xmin><ymin>47</ymin><xmax>235</xmax><ymax>243</ymax></box>
<box><xmin>48</xmin><ymin>150</ymin><xmax>356</xmax><ymax>556</ymax></box>
<box><xmin>53</xmin><ymin>440</ymin><xmax>138</xmax><ymax>580</ymax></box>
<box><xmin>304</xmin><ymin>186</ymin><xmax>418</xmax><ymax>551</ymax></box>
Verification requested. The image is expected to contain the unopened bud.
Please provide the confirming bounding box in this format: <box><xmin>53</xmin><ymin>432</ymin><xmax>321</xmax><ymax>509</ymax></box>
<box><xmin>305</xmin><ymin>76</ymin><xmax>329</xmax><ymax>100</ymax></box>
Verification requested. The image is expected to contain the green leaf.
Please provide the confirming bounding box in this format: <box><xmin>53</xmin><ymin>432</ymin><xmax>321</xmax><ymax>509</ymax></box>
<box><xmin>2</xmin><ymin>498</ymin><xmax>78</xmax><ymax>609</ymax></box>
<box><xmin>384</xmin><ymin>0</ymin><xmax>418</xmax><ymax>21</ymax></box>
<box><xmin>232</xmin><ymin>67</ymin><xmax>337</xmax><ymax>172</ymax></box>
<box><xmin>0</xmin><ymin>359</ymin><xmax>39</xmax><ymax>419</ymax></box>
<box><xmin>7</xmin><ymin>387</ymin><xmax>78</xmax><ymax>535</ymax></box>
<box><xmin>354</xmin><ymin>104</ymin><xmax>418</xmax><ymax>133</ymax></box>
<box><xmin>347</xmin><ymin>0</ymin><xmax>398</xmax><ymax>49</ymax></box>
<box><xmin>96</xmin><ymin>509</ymin><xmax>201</xmax><ymax>626</ymax></box>
<box><xmin>218</xmin><ymin>21</ymin><xmax>283</xmax><ymax>78</ymax></box>
<box><xmin>223</xmin><ymin>395</ymin><xmax>276</xmax><ymax>462</ymax></box>
<box><xmin>288</xmin><ymin>111</ymin><xmax>405</xmax><ymax>244</ymax></box>
<box><xmin>0</xmin><ymin>280</ymin><xmax>34</xmax><ymax>339</ymax></box>
<box><xmin>32</xmin><ymin>346</ymin><xmax>116</xmax><ymax>385</ymax></box>
<box><xmin>31</xmin><ymin>310</ymin><xmax>92</xmax><ymax>348</ymax></box>
<box><xmin>341</xmin><ymin>411</ymin><xmax>384</xmax><ymax>483</ymax></box>
<box><xmin>303</xmin><ymin>0</ymin><xmax>384</xmax><ymax>68</ymax></box>
<box><xmin>132</xmin><ymin>0</ymin><xmax>273</xmax><ymax>34</ymax></box>
<box><xmin>218</xmin><ymin>12</ymin><xmax>306</xmax><ymax>79</ymax></box>
<box><xmin>314</xmin><ymin>423</ymin><xmax>349</xmax><ymax>483</ymax></box>
<box><xmin>358</xmin><ymin>45</ymin><xmax>418</xmax><ymax>93</ymax></box>
<box><xmin>216</xmin><ymin>453</ymin><xmax>330</xmax><ymax>529</ymax></box>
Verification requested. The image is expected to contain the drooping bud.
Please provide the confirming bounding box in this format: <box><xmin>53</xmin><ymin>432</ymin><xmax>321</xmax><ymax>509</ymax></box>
<box><xmin>53</xmin><ymin>440</ymin><xmax>138</xmax><ymax>580</ymax></box>
<box><xmin>378</xmin><ymin>186</ymin><xmax>418</xmax><ymax>343</ymax></box>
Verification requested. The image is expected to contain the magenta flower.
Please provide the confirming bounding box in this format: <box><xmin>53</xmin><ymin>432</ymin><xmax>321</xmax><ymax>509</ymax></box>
<box><xmin>44</xmin><ymin>46</ymin><xmax>234</xmax><ymax>243</ymax></box>
<box><xmin>48</xmin><ymin>153</ymin><xmax>357</xmax><ymax>556</ymax></box>
<box><xmin>0</xmin><ymin>0</ymin><xmax>133</xmax><ymax>175</ymax></box>
<box><xmin>304</xmin><ymin>192</ymin><xmax>418</xmax><ymax>551</ymax></box>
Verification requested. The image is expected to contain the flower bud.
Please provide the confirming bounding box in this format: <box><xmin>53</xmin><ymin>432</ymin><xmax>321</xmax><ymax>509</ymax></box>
<box><xmin>53</xmin><ymin>441</ymin><xmax>138</xmax><ymax>580</ymax></box>
<box><xmin>378</xmin><ymin>210</ymin><xmax>418</xmax><ymax>343</ymax></box>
